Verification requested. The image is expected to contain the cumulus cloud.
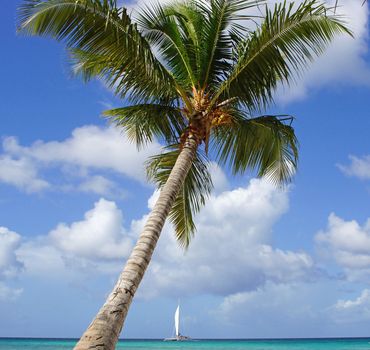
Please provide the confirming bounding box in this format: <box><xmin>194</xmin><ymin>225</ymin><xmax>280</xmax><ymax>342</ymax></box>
<box><xmin>31</xmin><ymin>178</ymin><xmax>313</xmax><ymax>298</ymax></box>
<box><xmin>215</xmin><ymin>280</ymin><xmax>370</xmax><ymax>336</ymax></box>
<box><xmin>331</xmin><ymin>289</ymin><xmax>370</xmax><ymax>323</ymax></box>
<box><xmin>0</xmin><ymin>155</ymin><xmax>49</xmax><ymax>193</ymax></box>
<box><xmin>0</xmin><ymin>125</ymin><xmax>161</xmax><ymax>193</ymax></box>
<box><xmin>316</xmin><ymin>213</ymin><xmax>370</xmax><ymax>281</ymax></box>
<box><xmin>5</xmin><ymin>125</ymin><xmax>160</xmax><ymax>181</ymax></box>
<box><xmin>210</xmin><ymin>280</ymin><xmax>351</xmax><ymax>338</ymax></box>
<box><xmin>208</xmin><ymin>162</ymin><xmax>229</xmax><ymax>193</ymax></box>
<box><xmin>338</xmin><ymin>155</ymin><xmax>370</xmax><ymax>180</ymax></box>
<box><xmin>217</xmin><ymin>282</ymin><xmax>315</xmax><ymax>323</ymax></box>
<box><xmin>0</xmin><ymin>227</ymin><xmax>23</xmax><ymax>279</ymax></box>
<box><xmin>139</xmin><ymin>179</ymin><xmax>315</xmax><ymax>298</ymax></box>
<box><xmin>17</xmin><ymin>242</ymin><xmax>68</xmax><ymax>278</ymax></box>
<box><xmin>0</xmin><ymin>228</ymin><xmax>24</xmax><ymax>302</ymax></box>
<box><xmin>78</xmin><ymin>175</ymin><xmax>124</xmax><ymax>197</ymax></box>
<box><xmin>1</xmin><ymin>175</ymin><xmax>316</xmax><ymax>302</ymax></box>
<box><xmin>15</xmin><ymin>198</ymin><xmax>135</xmax><ymax>282</ymax></box>
<box><xmin>269</xmin><ymin>0</ymin><xmax>370</xmax><ymax>103</ymax></box>
<box><xmin>335</xmin><ymin>289</ymin><xmax>370</xmax><ymax>310</ymax></box>
<box><xmin>50</xmin><ymin>199</ymin><xmax>133</xmax><ymax>260</ymax></box>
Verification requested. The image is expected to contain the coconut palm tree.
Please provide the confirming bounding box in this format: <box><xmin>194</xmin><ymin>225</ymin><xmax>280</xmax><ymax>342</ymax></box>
<box><xmin>18</xmin><ymin>0</ymin><xmax>350</xmax><ymax>348</ymax></box>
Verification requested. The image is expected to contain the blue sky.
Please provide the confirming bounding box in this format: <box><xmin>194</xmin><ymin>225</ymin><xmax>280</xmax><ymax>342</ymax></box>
<box><xmin>1</xmin><ymin>0</ymin><xmax>370</xmax><ymax>340</ymax></box>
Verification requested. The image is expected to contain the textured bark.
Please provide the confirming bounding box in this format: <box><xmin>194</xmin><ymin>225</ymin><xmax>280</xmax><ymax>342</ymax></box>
<box><xmin>73</xmin><ymin>137</ymin><xmax>198</xmax><ymax>350</ymax></box>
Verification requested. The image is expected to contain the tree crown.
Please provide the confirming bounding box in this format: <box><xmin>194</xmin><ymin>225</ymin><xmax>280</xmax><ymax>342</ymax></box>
<box><xmin>18</xmin><ymin>0</ymin><xmax>351</xmax><ymax>246</ymax></box>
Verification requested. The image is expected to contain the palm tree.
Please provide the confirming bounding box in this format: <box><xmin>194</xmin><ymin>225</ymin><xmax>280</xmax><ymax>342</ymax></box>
<box><xmin>18</xmin><ymin>0</ymin><xmax>350</xmax><ymax>349</ymax></box>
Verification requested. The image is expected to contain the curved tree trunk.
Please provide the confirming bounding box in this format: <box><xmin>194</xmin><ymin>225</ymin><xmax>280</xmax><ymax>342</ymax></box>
<box><xmin>73</xmin><ymin>136</ymin><xmax>198</xmax><ymax>350</ymax></box>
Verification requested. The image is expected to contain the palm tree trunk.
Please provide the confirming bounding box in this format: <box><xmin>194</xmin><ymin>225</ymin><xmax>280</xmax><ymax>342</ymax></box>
<box><xmin>73</xmin><ymin>136</ymin><xmax>198</xmax><ymax>350</ymax></box>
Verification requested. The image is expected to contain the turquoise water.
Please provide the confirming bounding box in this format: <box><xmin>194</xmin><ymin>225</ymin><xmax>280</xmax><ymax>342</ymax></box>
<box><xmin>1</xmin><ymin>338</ymin><xmax>370</xmax><ymax>350</ymax></box>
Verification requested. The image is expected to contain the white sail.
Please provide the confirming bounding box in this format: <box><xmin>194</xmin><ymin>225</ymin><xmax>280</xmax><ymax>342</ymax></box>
<box><xmin>174</xmin><ymin>305</ymin><xmax>180</xmax><ymax>336</ymax></box>
<box><xmin>163</xmin><ymin>304</ymin><xmax>190</xmax><ymax>341</ymax></box>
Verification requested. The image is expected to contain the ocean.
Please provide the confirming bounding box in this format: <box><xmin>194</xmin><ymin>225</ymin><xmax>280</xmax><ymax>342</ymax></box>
<box><xmin>0</xmin><ymin>338</ymin><xmax>370</xmax><ymax>350</ymax></box>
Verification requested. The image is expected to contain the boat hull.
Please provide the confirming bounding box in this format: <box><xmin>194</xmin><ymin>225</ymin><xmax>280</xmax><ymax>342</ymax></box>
<box><xmin>164</xmin><ymin>336</ymin><xmax>191</xmax><ymax>341</ymax></box>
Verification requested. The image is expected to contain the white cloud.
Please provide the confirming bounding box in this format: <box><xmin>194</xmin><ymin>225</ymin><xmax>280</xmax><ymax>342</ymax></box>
<box><xmin>0</xmin><ymin>283</ymin><xmax>23</xmax><ymax>302</ymax></box>
<box><xmin>0</xmin><ymin>125</ymin><xmax>161</xmax><ymax>193</ymax></box>
<box><xmin>316</xmin><ymin>213</ymin><xmax>370</xmax><ymax>281</ymax></box>
<box><xmin>5</xmin><ymin>125</ymin><xmax>160</xmax><ymax>181</ymax></box>
<box><xmin>215</xmin><ymin>276</ymin><xmax>370</xmax><ymax>337</ymax></box>
<box><xmin>218</xmin><ymin>282</ymin><xmax>314</xmax><ymax>320</ymax></box>
<box><xmin>17</xmin><ymin>241</ymin><xmax>67</xmax><ymax>278</ymax></box>
<box><xmin>208</xmin><ymin>162</ymin><xmax>229</xmax><ymax>193</ymax></box>
<box><xmin>317</xmin><ymin>213</ymin><xmax>370</xmax><ymax>254</ymax></box>
<box><xmin>273</xmin><ymin>0</ymin><xmax>370</xmax><ymax>103</ymax></box>
<box><xmin>331</xmin><ymin>289</ymin><xmax>370</xmax><ymax>323</ymax></box>
<box><xmin>147</xmin><ymin>189</ymin><xmax>160</xmax><ymax>210</ymax></box>
<box><xmin>5</xmin><ymin>177</ymin><xmax>315</xmax><ymax>301</ymax></box>
<box><xmin>139</xmin><ymin>179</ymin><xmax>315</xmax><ymax>298</ymax></box>
<box><xmin>50</xmin><ymin>199</ymin><xmax>133</xmax><ymax>260</ymax></box>
<box><xmin>0</xmin><ymin>155</ymin><xmax>49</xmax><ymax>193</ymax></box>
<box><xmin>338</xmin><ymin>155</ymin><xmax>370</xmax><ymax>180</ymax></box>
<box><xmin>16</xmin><ymin>199</ymin><xmax>135</xmax><ymax>280</ymax></box>
<box><xmin>335</xmin><ymin>289</ymin><xmax>370</xmax><ymax>310</ymax></box>
<box><xmin>0</xmin><ymin>227</ymin><xmax>23</xmax><ymax>279</ymax></box>
<box><xmin>0</xmin><ymin>228</ymin><xmax>24</xmax><ymax>301</ymax></box>
<box><xmin>78</xmin><ymin>175</ymin><xmax>124</xmax><ymax>197</ymax></box>
<box><xmin>212</xmin><ymin>281</ymin><xmax>336</xmax><ymax>338</ymax></box>
<box><xmin>217</xmin><ymin>281</ymin><xmax>370</xmax><ymax>336</ymax></box>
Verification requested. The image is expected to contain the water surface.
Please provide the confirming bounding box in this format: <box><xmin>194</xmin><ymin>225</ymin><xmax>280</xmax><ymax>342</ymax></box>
<box><xmin>1</xmin><ymin>338</ymin><xmax>370</xmax><ymax>350</ymax></box>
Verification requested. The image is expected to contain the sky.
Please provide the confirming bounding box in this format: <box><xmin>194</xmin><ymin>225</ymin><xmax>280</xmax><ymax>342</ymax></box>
<box><xmin>1</xmin><ymin>0</ymin><xmax>370</xmax><ymax>340</ymax></box>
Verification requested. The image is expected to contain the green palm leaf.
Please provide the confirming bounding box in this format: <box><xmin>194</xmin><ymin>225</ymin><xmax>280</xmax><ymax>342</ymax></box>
<box><xmin>103</xmin><ymin>104</ymin><xmax>186</xmax><ymax>148</ymax></box>
<box><xmin>18</xmin><ymin>0</ymin><xmax>177</xmax><ymax>102</ymax></box>
<box><xmin>211</xmin><ymin>0</ymin><xmax>352</xmax><ymax>111</ymax></box>
<box><xmin>147</xmin><ymin>145</ymin><xmax>213</xmax><ymax>247</ymax></box>
<box><xmin>212</xmin><ymin>114</ymin><xmax>299</xmax><ymax>185</ymax></box>
<box><xmin>137</xmin><ymin>2</ymin><xmax>200</xmax><ymax>89</ymax></box>
<box><xmin>198</xmin><ymin>0</ymin><xmax>263</xmax><ymax>89</ymax></box>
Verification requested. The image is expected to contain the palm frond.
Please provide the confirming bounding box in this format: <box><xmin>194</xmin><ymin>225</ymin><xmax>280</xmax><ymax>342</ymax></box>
<box><xmin>18</xmin><ymin>0</ymin><xmax>177</xmax><ymax>102</ymax></box>
<box><xmin>198</xmin><ymin>0</ymin><xmax>264</xmax><ymax>89</ymax></box>
<box><xmin>103</xmin><ymin>104</ymin><xmax>186</xmax><ymax>148</ymax></box>
<box><xmin>212</xmin><ymin>113</ymin><xmax>299</xmax><ymax>185</ymax></box>
<box><xmin>211</xmin><ymin>0</ymin><xmax>352</xmax><ymax>111</ymax></box>
<box><xmin>147</xmin><ymin>145</ymin><xmax>213</xmax><ymax>247</ymax></box>
<box><xmin>137</xmin><ymin>1</ymin><xmax>200</xmax><ymax>89</ymax></box>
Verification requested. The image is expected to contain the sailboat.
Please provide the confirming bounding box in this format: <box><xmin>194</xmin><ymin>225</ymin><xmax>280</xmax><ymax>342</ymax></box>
<box><xmin>164</xmin><ymin>305</ymin><xmax>191</xmax><ymax>341</ymax></box>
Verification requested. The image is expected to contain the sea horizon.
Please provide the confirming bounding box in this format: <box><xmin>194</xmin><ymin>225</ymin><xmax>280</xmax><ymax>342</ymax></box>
<box><xmin>2</xmin><ymin>336</ymin><xmax>370</xmax><ymax>350</ymax></box>
<box><xmin>1</xmin><ymin>336</ymin><xmax>370</xmax><ymax>340</ymax></box>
